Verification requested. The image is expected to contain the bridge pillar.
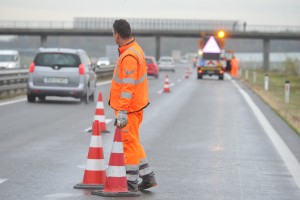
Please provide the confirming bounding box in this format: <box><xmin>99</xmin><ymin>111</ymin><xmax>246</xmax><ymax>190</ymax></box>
<box><xmin>40</xmin><ymin>35</ymin><xmax>47</xmax><ymax>48</ymax></box>
<box><xmin>155</xmin><ymin>36</ymin><xmax>161</xmax><ymax>61</ymax></box>
<box><xmin>263</xmin><ymin>38</ymin><xmax>270</xmax><ymax>72</ymax></box>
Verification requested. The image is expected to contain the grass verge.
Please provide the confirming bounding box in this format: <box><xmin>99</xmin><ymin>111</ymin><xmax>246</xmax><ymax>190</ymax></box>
<box><xmin>241</xmin><ymin>68</ymin><xmax>300</xmax><ymax>135</ymax></box>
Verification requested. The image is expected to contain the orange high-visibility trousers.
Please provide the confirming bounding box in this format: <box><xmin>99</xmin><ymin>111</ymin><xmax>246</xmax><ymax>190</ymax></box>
<box><xmin>231</xmin><ymin>65</ymin><xmax>239</xmax><ymax>78</ymax></box>
<box><xmin>115</xmin><ymin>110</ymin><xmax>146</xmax><ymax>165</ymax></box>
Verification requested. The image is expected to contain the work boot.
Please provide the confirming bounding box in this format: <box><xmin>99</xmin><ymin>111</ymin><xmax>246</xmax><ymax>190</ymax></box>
<box><xmin>127</xmin><ymin>180</ymin><xmax>139</xmax><ymax>194</ymax></box>
<box><xmin>138</xmin><ymin>172</ymin><xmax>157</xmax><ymax>191</ymax></box>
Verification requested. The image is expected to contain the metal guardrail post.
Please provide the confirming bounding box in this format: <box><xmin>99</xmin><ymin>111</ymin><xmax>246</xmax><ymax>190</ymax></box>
<box><xmin>264</xmin><ymin>74</ymin><xmax>269</xmax><ymax>91</ymax></box>
<box><xmin>285</xmin><ymin>80</ymin><xmax>290</xmax><ymax>104</ymax></box>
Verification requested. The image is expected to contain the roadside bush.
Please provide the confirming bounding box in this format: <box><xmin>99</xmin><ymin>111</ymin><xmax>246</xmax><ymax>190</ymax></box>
<box><xmin>284</xmin><ymin>58</ymin><xmax>299</xmax><ymax>76</ymax></box>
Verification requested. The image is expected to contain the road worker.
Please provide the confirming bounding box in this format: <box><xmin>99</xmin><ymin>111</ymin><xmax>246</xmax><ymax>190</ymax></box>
<box><xmin>230</xmin><ymin>56</ymin><xmax>239</xmax><ymax>79</ymax></box>
<box><xmin>109</xmin><ymin>19</ymin><xmax>157</xmax><ymax>193</ymax></box>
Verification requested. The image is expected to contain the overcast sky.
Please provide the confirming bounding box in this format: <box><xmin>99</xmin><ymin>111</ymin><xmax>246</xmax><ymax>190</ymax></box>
<box><xmin>0</xmin><ymin>0</ymin><xmax>300</xmax><ymax>26</ymax></box>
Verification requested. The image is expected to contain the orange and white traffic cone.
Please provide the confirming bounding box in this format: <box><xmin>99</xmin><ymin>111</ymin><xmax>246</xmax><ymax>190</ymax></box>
<box><xmin>184</xmin><ymin>68</ymin><xmax>189</xmax><ymax>79</ymax></box>
<box><xmin>91</xmin><ymin>127</ymin><xmax>140</xmax><ymax>197</ymax></box>
<box><xmin>163</xmin><ymin>74</ymin><xmax>171</xmax><ymax>93</ymax></box>
<box><xmin>74</xmin><ymin>120</ymin><xmax>106</xmax><ymax>189</ymax></box>
<box><xmin>93</xmin><ymin>93</ymin><xmax>109</xmax><ymax>133</ymax></box>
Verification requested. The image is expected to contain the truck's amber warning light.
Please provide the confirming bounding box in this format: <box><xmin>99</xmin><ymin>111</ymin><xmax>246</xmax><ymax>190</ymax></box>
<box><xmin>218</xmin><ymin>30</ymin><xmax>225</xmax><ymax>38</ymax></box>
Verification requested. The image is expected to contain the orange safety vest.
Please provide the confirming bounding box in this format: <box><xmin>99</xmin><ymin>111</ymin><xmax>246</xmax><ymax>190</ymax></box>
<box><xmin>109</xmin><ymin>38</ymin><xmax>149</xmax><ymax>113</ymax></box>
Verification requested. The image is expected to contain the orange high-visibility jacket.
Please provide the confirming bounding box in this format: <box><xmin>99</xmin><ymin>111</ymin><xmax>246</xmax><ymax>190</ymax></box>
<box><xmin>231</xmin><ymin>58</ymin><xmax>239</xmax><ymax>69</ymax></box>
<box><xmin>109</xmin><ymin>39</ymin><xmax>149</xmax><ymax>113</ymax></box>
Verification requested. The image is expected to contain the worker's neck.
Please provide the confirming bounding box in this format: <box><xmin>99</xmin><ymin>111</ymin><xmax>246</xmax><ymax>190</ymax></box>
<box><xmin>119</xmin><ymin>37</ymin><xmax>133</xmax><ymax>47</ymax></box>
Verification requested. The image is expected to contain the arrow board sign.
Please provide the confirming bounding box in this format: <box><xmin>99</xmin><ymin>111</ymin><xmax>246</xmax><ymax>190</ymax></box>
<box><xmin>202</xmin><ymin>36</ymin><xmax>221</xmax><ymax>53</ymax></box>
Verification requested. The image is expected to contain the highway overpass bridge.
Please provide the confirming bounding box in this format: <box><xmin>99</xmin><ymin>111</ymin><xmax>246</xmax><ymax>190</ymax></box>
<box><xmin>1</xmin><ymin>18</ymin><xmax>300</xmax><ymax>71</ymax></box>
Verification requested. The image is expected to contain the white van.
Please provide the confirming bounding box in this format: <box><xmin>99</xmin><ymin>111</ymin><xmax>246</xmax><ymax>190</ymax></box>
<box><xmin>0</xmin><ymin>50</ymin><xmax>20</xmax><ymax>69</ymax></box>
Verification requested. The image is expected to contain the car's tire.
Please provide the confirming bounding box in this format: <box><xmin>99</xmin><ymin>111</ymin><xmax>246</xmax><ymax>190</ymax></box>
<box><xmin>89</xmin><ymin>90</ymin><xmax>95</xmax><ymax>102</ymax></box>
<box><xmin>219</xmin><ymin>75</ymin><xmax>224</xmax><ymax>80</ymax></box>
<box><xmin>27</xmin><ymin>94</ymin><xmax>36</xmax><ymax>103</ymax></box>
<box><xmin>38</xmin><ymin>95</ymin><xmax>46</xmax><ymax>101</ymax></box>
<box><xmin>81</xmin><ymin>88</ymin><xmax>89</xmax><ymax>104</ymax></box>
<box><xmin>197</xmin><ymin>74</ymin><xmax>202</xmax><ymax>79</ymax></box>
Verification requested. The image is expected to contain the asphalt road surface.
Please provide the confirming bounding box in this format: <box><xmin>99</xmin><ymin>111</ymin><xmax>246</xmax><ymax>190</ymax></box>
<box><xmin>1</xmin><ymin>64</ymin><xmax>300</xmax><ymax>200</ymax></box>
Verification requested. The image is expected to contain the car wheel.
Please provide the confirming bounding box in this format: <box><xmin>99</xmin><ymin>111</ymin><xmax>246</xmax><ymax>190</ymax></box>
<box><xmin>27</xmin><ymin>94</ymin><xmax>36</xmax><ymax>103</ymax></box>
<box><xmin>81</xmin><ymin>88</ymin><xmax>89</xmax><ymax>104</ymax></box>
<box><xmin>219</xmin><ymin>75</ymin><xmax>224</xmax><ymax>80</ymax></box>
<box><xmin>38</xmin><ymin>95</ymin><xmax>46</xmax><ymax>101</ymax></box>
<box><xmin>89</xmin><ymin>90</ymin><xmax>95</xmax><ymax>102</ymax></box>
<box><xmin>197</xmin><ymin>74</ymin><xmax>202</xmax><ymax>79</ymax></box>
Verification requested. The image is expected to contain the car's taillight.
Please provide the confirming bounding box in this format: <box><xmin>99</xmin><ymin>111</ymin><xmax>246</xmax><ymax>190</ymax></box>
<box><xmin>29</xmin><ymin>62</ymin><xmax>35</xmax><ymax>73</ymax></box>
<box><xmin>79</xmin><ymin>64</ymin><xmax>85</xmax><ymax>74</ymax></box>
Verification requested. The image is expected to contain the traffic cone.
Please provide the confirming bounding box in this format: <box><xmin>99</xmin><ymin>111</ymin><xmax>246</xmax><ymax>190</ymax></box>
<box><xmin>184</xmin><ymin>68</ymin><xmax>189</xmax><ymax>79</ymax></box>
<box><xmin>93</xmin><ymin>93</ymin><xmax>109</xmax><ymax>133</ymax></box>
<box><xmin>163</xmin><ymin>74</ymin><xmax>171</xmax><ymax>93</ymax></box>
<box><xmin>74</xmin><ymin>120</ymin><xmax>106</xmax><ymax>189</ymax></box>
<box><xmin>91</xmin><ymin>127</ymin><xmax>140</xmax><ymax>197</ymax></box>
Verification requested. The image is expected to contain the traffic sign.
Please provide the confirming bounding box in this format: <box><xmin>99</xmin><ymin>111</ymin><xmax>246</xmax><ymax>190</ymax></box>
<box><xmin>202</xmin><ymin>36</ymin><xmax>221</xmax><ymax>53</ymax></box>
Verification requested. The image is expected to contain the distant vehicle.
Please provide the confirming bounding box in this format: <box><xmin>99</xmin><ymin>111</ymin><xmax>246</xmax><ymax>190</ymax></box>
<box><xmin>27</xmin><ymin>48</ymin><xmax>97</xmax><ymax>104</ymax></box>
<box><xmin>196</xmin><ymin>36</ymin><xmax>224</xmax><ymax>80</ymax></box>
<box><xmin>0</xmin><ymin>50</ymin><xmax>20</xmax><ymax>69</ymax></box>
<box><xmin>158</xmin><ymin>56</ymin><xmax>175</xmax><ymax>72</ymax></box>
<box><xmin>145</xmin><ymin>56</ymin><xmax>159</xmax><ymax>78</ymax></box>
<box><xmin>96</xmin><ymin>57</ymin><xmax>110</xmax><ymax>68</ymax></box>
<box><xmin>180</xmin><ymin>56</ymin><xmax>188</xmax><ymax>63</ymax></box>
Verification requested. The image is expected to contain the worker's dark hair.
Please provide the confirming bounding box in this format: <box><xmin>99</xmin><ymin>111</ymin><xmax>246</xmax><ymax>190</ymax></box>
<box><xmin>113</xmin><ymin>19</ymin><xmax>132</xmax><ymax>39</ymax></box>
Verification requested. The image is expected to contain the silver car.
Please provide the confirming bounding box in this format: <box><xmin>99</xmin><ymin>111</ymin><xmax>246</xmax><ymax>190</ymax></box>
<box><xmin>158</xmin><ymin>56</ymin><xmax>175</xmax><ymax>72</ymax></box>
<box><xmin>27</xmin><ymin>48</ymin><xmax>97</xmax><ymax>103</ymax></box>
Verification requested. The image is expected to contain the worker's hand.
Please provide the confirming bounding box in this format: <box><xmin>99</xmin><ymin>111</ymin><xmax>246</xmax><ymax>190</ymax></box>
<box><xmin>116</xmin><ymin>110</ymin><xmax>128</xmax><ymax>128</ymax></box>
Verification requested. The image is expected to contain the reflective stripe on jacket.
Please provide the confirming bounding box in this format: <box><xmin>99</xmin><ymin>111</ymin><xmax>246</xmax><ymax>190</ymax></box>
<box><xmin>109</xmin><ymin>39</ymin><xmax>149</xmax><ymax>112</ymax></box>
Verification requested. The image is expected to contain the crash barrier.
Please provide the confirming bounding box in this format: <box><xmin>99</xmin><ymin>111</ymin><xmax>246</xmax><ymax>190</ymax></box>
<box><xmin>241</xmin><ymin>68</ymin><xmax>300</xmax><ymax>132</ymax></box>
<box><xmin>0</xmin><ymin>66</ymin><xmax>114</xmax><ymax>97</ymax></box>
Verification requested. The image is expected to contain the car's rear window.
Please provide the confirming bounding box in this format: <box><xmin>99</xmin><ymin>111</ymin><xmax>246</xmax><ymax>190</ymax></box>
<box><xmin>34</xmin><ymin>53</ymin><xmax>80</xmax><ymax>67</ymax></box>
<box><xmin>146</xmin><ymin>58</ymin><xmax>154</xmax><ymax>64</ymax></box>
<box><xmin>160</xmin><ymin>58</ymin><xmax>172</xmax><ymax>62</ymax></box>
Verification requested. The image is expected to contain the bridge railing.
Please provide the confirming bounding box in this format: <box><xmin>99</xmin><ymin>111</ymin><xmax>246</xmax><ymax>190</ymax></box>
<box><xmin>0</xmin><ymin>19</ymin><xmax>300</xmax><ymax>33</ymax></box>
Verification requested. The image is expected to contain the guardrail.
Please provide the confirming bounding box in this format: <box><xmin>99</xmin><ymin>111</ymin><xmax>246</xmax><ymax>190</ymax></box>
<box><xmin>0</xmin><ymin>66</ymin><xmax>114</xmax><ymax>98</ymax></box>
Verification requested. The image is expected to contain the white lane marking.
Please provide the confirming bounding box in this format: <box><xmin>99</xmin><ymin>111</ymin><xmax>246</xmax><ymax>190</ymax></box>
<box><xmin>232</xmin><ymin>80</ymin><xmax>300</xmax><ymax>189</ymax></box>
<box><xmin>77</xmin><ymin>164</ymin><xmax>109</xmax><ymax>170</ymax></box>
<box><xmin>0</xmin><ymin>179</ymin><xmax>8</xmax><ymax>184</ymax></box>
<box><xmin>84</xmin><ymin>119</ymin><xmax>113</xmax><ymax>133</ymax></box>
<box><xmin>0</xmin><ymin>81</ymin><xmax>111</xmax><ymax>107</ymax></box>
<box><xmin>177</xmin><ymin>78</ymin><xmax>182</xmax><ymax>82</ymax></box>
<box><xmin>97</xmin><ymin>80</ymin><xmax>111</xmax><ymax>86</ymax></box>
<box><xmin>106</xmin><ymin>119</ymin><xmax>113</xmax><ymax>124</ymax></box>
<box><xmin>77</xmin><ymin>165</ymin><xmax>85</xmax><ymax>169</ymax></box>
<box><xmin>0</xmin><ymin>98</ymin><xmax>26</xmax><ymax>107</ymax></box>
<box><xmin>44</xmin><ymin>193</ymin><xmax>82</xmax><ymax>198</ymax></box>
